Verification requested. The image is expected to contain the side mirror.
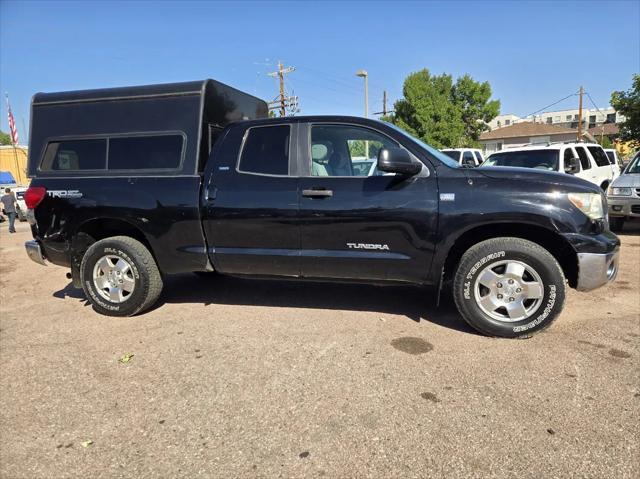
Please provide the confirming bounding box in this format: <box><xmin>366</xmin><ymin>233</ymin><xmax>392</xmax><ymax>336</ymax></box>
<box><xmin>377</xmin><ymin>148</ymin><xmax>421</xmax><ymax>176</ymax></box>
<box><xmin>564</xmin><ymin>157</ymin><xmax>580</xmax><ymax>174</ymax></box>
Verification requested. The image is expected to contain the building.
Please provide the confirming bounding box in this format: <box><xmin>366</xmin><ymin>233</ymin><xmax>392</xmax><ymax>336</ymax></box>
<box><xmin>0</xmin><ymin>145</ymin><xmax>28</xmax><ymax>184</ymax></box>
<box><xmin>488</xmin><ymin>114</ymin><xmax>521</xmax><ymax>130</ymax></box>
<box><xmin>479</xmin><ymin>122</ymin><xmax>578</xmax><ymax>154</ymax></box>
<box><xmin>488</xmin><ymin>108</ymin><xmax>624</xmax><ymax>131</ymax></box>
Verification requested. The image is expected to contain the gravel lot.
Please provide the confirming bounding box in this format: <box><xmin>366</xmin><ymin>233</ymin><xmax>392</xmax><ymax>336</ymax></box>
<box><xmin>1</xmin><ymin>220</ymin><xmax>638</xmax><ymax>478</ymax></box>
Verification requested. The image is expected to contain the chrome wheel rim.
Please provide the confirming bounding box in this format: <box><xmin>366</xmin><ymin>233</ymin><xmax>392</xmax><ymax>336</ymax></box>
<box><xmin>92</xmin><ymin>255</ymin><xmax>135</xmax><ymax>303</ymax></box>
<box><xmin>473</xmin><ymin>260</ymin><xmax>544</xmax><ymax>322</ymax></box>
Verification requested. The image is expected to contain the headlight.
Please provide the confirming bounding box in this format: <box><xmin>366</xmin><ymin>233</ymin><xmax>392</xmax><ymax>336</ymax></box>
<box><xmin>608</xmin><ymin>187</ymin><xmax>632</xmax><ymax>196</ymax></box>
<box><xmin>568</xmin><ymin>192</ymin><xmax>604</xmax><ymax>219</ymax></box>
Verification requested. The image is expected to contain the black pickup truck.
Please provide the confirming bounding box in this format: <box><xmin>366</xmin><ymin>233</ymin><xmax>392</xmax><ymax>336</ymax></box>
<box><xmin>23</xmin><ymin>79</ymin><xmax>620</xmax><ymax>338</ymax></box>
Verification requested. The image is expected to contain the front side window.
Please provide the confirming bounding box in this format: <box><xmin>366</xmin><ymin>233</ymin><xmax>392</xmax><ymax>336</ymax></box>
<box><xmin>462</xmin><ymin>151</ymin><xmax>476</xmax><ymax>166</ymax></box>
<box><xmin>41</xmin><ymin>139</ymin><xmax>107</xmax><ymax>171</ymax></box>
<box><xmin>587</xmin><ymin>146</ymin><xmax>611</xmax><ymax>167</ymax></box>
<box><xmin>574</xmin><ymin>146</ymin><xmax>592</xmax><ymax>170</ymax></box>
<box><xmin>310</xmin><ymin>124</ymin><xmax>399</xmax><ymax>177</ymax></box>
<box><xmin>474</xmin><ymin>151</ymin><xmax>483</xmax><ymax>164</ymax></box>
<box><xmin>483</xmin><ymin>150</ymin><xmax>559</xmax><ymax>171</ymax></box>
<box><xmin>238</xmin><ymin>125</ymin><xmax>290</xmax><ymax>175</ymax></box>
<box><xmin>108</xmin><ymin>135</ymin><xmax>183</xmax><ymax>170</ymax></box>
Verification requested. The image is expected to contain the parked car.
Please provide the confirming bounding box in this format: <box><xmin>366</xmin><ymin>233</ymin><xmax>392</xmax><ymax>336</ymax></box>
<box><xmin>23</xmin><ymin>79</ymin><xmax>620</xmax><ymax>338</ymax></box>
<box><xmin>484</xmin><ymin>143</ymin><xmax>615</xmax><ymax>190</ymax></box>
<box><xmin>607</xmin><ymin>151</ymin><xmax>640</xmax><ymax>231</ymax></box>
<box><xmin>441</xmin><ymin>148</ymin><xmax>484</xmax><ymax>166</ymax></box>
<box><xmin>604</xmin><ymin>148</ymin><xmax>624</xmax><ymax>176</ymax></box>
<box><xmin>0</xmin><ymin>170</ymin><xmax>27</xmax><ymax>221</ymax></box>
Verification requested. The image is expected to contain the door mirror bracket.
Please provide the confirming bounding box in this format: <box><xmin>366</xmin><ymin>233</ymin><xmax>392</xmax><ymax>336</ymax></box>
<box><xmin>564</xmin><ymin>157</ymin><xmax>580</xmax><ymax>175</ymax></box>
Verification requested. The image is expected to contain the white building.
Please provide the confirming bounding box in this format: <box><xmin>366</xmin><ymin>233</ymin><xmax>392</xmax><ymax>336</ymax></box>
<box><xmin>488</xmin><ymin>108</ymin><xmax>624</xmax><ymax>131</ymax></box>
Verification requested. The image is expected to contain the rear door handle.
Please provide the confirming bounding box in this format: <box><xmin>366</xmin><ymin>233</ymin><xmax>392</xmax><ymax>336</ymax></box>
<box><xmin>302</xmin><ymin>188</ymin><xmax>333</xmax><ymax>198</ymax></box>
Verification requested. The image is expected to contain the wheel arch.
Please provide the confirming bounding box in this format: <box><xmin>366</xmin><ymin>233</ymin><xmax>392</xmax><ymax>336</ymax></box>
<box><xmin>71</xmin><ymin>218</ymin><xmax>158</xmax><ymax>283</ymax></box>
<box><xmin>441</xmin><ymin>222</ymin><xmax>578</xmax><ymax>288</ymax></box>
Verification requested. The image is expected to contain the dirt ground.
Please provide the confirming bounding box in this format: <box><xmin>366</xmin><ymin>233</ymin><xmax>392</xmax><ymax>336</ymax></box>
<box><xmin>0</xmin><ymin>219</ymin><xmax>638</xmax><ymax>479</ymax></box>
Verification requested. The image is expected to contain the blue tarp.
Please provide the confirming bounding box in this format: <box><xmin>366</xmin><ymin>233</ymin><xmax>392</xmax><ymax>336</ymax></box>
<box><xmin>0</xmin><ymin>171</ymin><xmax>17</xmax><ymax>185</ymax></box>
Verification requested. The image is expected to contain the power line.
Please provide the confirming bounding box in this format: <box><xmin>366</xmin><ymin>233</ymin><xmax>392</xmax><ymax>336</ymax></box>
<box><xmin>519</xmin><ymin>91</ymin><xmax>580</xmax><ymax>121</ymax></box>
<box><xmin>584</xmin><ymin>91</ymin><xmax>610</xmax><ymax>119</ymax></box>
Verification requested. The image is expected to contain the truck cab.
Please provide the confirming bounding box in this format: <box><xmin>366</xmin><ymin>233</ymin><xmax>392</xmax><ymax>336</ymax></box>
<box><xmin>23</xmin><ymin>80</ymin><xmax>620</xmax><ymax>338</ymax></box>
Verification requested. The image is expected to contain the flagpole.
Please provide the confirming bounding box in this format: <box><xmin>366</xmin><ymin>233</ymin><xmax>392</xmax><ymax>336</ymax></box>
<box><xmin>5</xmin><ymin>93</ymin><xmax>23</xmax><ymax>184</ymax></box>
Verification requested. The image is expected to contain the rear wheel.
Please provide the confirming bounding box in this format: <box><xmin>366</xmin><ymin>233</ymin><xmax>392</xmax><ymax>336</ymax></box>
<box><xmin>80</xmin><ymin>236</ymin><xmax>163</xmax><ymax>316</ymax></box>
<box><xmin>609</xmin><ymin>217</ymin><xmax>625</xmax><ymax>232</ymax></box>
<box><xmin>453</xmin><ymin>237</ymin><xmax>566</xmax><ymax>338</ymax></box>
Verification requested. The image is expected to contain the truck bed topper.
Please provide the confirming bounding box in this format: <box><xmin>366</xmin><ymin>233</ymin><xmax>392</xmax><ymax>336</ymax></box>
<box><xmin>28</xmin><ymin>79</ymin><xmax>268</xmax><ymax>176</ymax></box>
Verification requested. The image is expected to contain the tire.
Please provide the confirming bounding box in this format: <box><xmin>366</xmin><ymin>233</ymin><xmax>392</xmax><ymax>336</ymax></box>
<box><xmin>609</xmin><ymin>217</ymin><xmax>625</xmax><ymax>232</ymax></box>
<box><xmin>453</xmin><ymin>237</ymin><xmax>566</xmax><ymax>338</ymax></box>
<box><xmin>80</xmin><ymin>236</ymin><xmax>163</xmax><ymax>317</ymax></box>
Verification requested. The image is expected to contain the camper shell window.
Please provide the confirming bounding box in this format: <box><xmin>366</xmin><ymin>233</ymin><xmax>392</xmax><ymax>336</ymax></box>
<box><xmin>39</xmin><ymin>133</ymin><xmax>185</xmax><ymax>173</ymax></box>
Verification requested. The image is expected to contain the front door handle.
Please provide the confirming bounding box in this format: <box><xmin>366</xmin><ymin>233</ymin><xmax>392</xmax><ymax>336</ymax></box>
<box><xmin>302</xmin><ymin>188</ymin><xmax>333</xmax><ymax>198</ymax></box>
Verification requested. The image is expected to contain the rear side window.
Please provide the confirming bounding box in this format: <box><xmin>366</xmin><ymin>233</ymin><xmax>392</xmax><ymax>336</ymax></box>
<box><xmin>605</xmin><ymin>151</ymin><xmax>615</xmax><ymax>164</ymax></box>
<box><xmin>587</xmin><ymin>146</ymin><xmax>611</xmax><ymax>167</ymax></box>
<box><xmin>41</xmin><ymin>139</ymin><xmax>106</xmax><ymax>171</ymax></box>
<box><xmin>238</xmin><ymin>125</ymin><xmax>290</xmax><ymax>175</ymax></box>
<box><xmin>108</xmin><ymin>135</ymin><xmax>183</xmax><ymax>170</ymax></box>
<box><xmin>574</xmin><ymin>146</ymin><xmax>591</xmax><ymax>170</ymax></box>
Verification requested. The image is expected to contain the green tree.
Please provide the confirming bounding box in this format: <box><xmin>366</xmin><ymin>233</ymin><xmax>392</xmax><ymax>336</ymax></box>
<box><xmin>0</xmin><ymin>130</ymin><xmax>11</xmax><ymax>146</ymax></box>
<box><xmin>596</xmin><ymin>135</ymin><xmax>612</xmax><ymax>149</ymax></box>
<box><xmin>383</xmin><ymin>69</ymin><xmax>500</xmax><ymax>148</ymax></box>
<box><xmin>611</xmin><ymin>74</ymin><xmax>640</xmax><ymax>148</ymax></box>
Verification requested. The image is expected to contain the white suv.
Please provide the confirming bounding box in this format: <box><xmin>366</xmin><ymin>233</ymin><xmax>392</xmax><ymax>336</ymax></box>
<box><xmin>441</xmin><ymin>148</ymin><xmax>484</xmax><ymax>167</ymax></box>
<box><xmin>484</xmin><ymin>143</ymin><xmax>616</xmax><ymax>190</ymax></box>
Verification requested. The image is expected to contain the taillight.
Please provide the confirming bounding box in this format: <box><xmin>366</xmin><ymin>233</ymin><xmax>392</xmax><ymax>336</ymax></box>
<box><xmin>25</xmin><ymin>186</ymin><xmax>47</xmax><ymax>209</ymax></box>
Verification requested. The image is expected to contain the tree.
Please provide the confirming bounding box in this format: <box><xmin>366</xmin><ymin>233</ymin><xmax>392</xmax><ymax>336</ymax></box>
<box><xmin>383</xmin><ymin>69</ymin><xmax>499</xmax><ymax>148</ymax></box>
<box><xmin>611</xmin><ymin>74</ymin><xmax>640</xmax><ymax>148</ymax></box>
<box><xmin>0</xmin><ymin>130</ymin><xmax>11</xmax><ymax>146</ymax></box>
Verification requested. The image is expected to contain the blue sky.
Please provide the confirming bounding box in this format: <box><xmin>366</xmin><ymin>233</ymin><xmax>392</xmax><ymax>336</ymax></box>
<box><xmin>1</xmin><ymin>0</ymin><xmax>639</xmax><ymax>142</ymax></box>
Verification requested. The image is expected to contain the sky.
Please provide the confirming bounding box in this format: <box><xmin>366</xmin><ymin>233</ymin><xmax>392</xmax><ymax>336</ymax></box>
<box><xmin>1</xmin><ymin>0</ymin><xmax>639</xmax><ymax>143</ymax></box>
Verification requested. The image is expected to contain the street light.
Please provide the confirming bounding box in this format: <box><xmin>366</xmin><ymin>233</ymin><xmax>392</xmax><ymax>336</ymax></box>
<box><xmin>355</xmin><ymin>69</ymin><xmax>368</xmax><ymax>118</ymax></box>
<box><xmin>356</xmin><ymin>69</ymin><xmax>369</xmax><ymax>158</ymax></box>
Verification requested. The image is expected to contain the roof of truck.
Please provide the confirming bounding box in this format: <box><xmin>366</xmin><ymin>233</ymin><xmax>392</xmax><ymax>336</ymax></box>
<box><xmin>31</xmin><ymin>79</ymin><xmax>264</xmax><ymax>106</ymax></box>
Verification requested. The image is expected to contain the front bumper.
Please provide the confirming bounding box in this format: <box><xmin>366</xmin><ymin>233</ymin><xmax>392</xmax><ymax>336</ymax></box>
<box><xmin>607</xmin><ymin>196</ymin><xmax>640</xmax><ymax>218</ymax></box>
<box><xmin>576</xmin><ymin>248</ymin><xmax>619</xmax><ymax>291</ymax></box>
<box><xmin>25</xmin><ymin>240</ymin><xmax>47</xmax><ymax>266</ymax></box>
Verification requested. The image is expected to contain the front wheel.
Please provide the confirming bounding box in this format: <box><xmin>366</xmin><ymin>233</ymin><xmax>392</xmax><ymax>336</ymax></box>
<box><xmin>80</xmin><ymin>236</ymin><xmax>163</xmax><ymax>316</ymax></box>
<box><xmin>453</xmin><ymin>237</ymin><xmax>566</xmax><ymax>338</ymax></box>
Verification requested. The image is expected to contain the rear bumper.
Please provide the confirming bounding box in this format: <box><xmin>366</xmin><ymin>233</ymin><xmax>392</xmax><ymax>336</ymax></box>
<box><xmin>576</xmin><ymin>248</ymin><xmax>619</xmax><ymax>291</ymax></box>
<box><xmin>25</xmin><ymin>240</ymin><xmax>47</xmax><ymax>266</ymax></box>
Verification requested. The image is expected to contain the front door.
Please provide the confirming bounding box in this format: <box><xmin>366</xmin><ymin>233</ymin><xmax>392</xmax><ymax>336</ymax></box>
<box><xmin>297</xmin><ymin>122</ymin><xmax>438</xmax><ymax>283</ymax></box>
<box><xmin>203</xmin><ymin>123</ymin><xmax>300</xmax><ymax>277</ymax></box>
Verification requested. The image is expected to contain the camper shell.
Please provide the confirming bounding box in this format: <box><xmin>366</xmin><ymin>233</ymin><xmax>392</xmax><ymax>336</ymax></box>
<box><xmin>28</xmin><ymin>79</ymin><xmax>268</xmax><ymax>177</ymax></box>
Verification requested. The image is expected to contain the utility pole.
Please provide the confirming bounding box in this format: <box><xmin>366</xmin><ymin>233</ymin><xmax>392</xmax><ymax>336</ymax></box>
<box><xmin>383</xmin><ymin>90</ymin><xmax>387</xmax><ymax>116</ymax></box>
<box><xmin>577</xmin><ymin>85</ymin><xmax>584</xmax><ymax>141</ymax></box>
<box><xmin>267</xmin><ymin>61</ymin><xmax>297</xmax><ymax>117</ymax></box>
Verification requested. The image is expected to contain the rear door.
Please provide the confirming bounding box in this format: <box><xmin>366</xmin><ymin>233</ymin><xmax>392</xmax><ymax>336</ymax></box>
<box><xmin>202</xmin><ymin>123</ymin><xmax>300</xmax><ymax>276</ymax></box>
<box><xmin>586</xmin><ymin>145</ymin><xmax>615</xmax><ymax>185</ymax></box>
<box><xmin>297</xmin><ymin>122</ymin><xmax>438</xmax><ymax>283</ymax></box>
<box><xmin>574</xmin><ymin>145</ymin><xmax>597</xmax><ymax>185</ymax></box>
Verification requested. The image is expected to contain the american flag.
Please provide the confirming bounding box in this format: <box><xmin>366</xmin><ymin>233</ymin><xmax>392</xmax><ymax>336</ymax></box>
<box><xmin>6</xmin><ymin>95</ymin><xmax>19</xmax><ymax>145</ymax></box>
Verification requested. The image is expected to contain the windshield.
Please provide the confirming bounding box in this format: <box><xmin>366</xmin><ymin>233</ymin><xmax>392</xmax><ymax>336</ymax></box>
<box><xmin>625</xmin><ymin>153</ymin><xmax>640</xmax><ymax>174</ymax></box>
<box><xmin>442</xmin><ymin>150</ymin><xmax>461</xmax><ymax>161</ymax></box>
<box><xmin>484</xmin><ymin>150</ymin><xmax>559</xmax><ymax>171</ymax></box>
<box><xmin>384</xmin><ymin>123</ymin><xmax>460</xmax><ymax>168</ymax></box>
